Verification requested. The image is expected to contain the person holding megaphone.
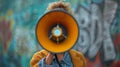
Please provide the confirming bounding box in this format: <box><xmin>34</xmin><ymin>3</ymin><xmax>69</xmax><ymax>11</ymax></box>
<box><xmin>30</xmin><ymin>1</ymin><xmax>86</xmax><ymax>67</ymax></box>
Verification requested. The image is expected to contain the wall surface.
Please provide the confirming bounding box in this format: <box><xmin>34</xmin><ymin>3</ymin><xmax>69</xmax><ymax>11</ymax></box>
<box><xmin>0</xmin><ymin>0</ymin><xmax>120</xmax><ymax>67</ymax></box>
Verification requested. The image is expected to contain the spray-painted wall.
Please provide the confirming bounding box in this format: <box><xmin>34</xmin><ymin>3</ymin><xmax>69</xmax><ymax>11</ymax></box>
<box><xmin>0</xmin><ymin>0</ymin><xmax>120</xmax><ymax>67</ymax></box>
<box><xmin>75</xmin><ymin>0</ymin><xmax>120</xmax><ymax>67</ymax></box>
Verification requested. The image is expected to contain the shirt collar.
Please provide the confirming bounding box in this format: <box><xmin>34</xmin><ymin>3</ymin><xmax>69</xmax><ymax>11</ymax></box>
<box><xmin>61</xmin><ymin>52</ymin><xmax>72</xmax><ymax>65</ymax></box>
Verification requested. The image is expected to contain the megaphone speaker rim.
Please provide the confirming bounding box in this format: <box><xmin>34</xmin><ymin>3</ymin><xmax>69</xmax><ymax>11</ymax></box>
<box><xmin>36</xmin><ymin>9</ymin><xmax>79</xmax><ymax>53</ymax></box>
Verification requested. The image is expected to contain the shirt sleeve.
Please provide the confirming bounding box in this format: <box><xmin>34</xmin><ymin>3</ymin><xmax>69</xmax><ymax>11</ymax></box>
<box><xmin>38</xmin><ymin>58</ymin><xmax>54</xmax><ymax>67</ymax></box>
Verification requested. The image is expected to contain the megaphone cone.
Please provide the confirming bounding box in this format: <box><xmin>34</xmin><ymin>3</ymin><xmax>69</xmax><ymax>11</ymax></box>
<box><xmin>36</xmin><ymin>9</ymin><xmax>79</xmax><ymax>53</ymax></box>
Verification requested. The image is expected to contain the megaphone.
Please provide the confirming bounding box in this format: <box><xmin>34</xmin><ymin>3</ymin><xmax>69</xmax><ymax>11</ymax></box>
<box><xmin>36</xmin><ymin>9</ymin><xmax>79</xmax><ymax>53</ymax></box>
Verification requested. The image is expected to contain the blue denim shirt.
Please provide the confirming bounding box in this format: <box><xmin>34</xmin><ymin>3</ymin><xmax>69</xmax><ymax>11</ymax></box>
<box><xmin>38</xmin><ymin>52</ymin><xmax>73</xmax><ymax>67</ymax></box>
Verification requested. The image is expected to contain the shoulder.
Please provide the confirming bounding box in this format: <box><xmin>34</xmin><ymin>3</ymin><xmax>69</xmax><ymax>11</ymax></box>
<box><xmin>69</xmin><ymin>49</ymin><xmax>86</xmax><ymax>67</ymax></box>
<box><xmin>69</xmin><ymin>49</ymin><xmax>84</xmax><ymax>56</ymax></box>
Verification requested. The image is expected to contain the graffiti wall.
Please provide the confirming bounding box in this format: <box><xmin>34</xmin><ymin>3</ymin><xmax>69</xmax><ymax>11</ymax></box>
<box><xmin>0</xmin><ymin>0</ymin><xmax>120</xmax><ymax>67</ymax></box>
<box><xmin>75</xmin><ymin>0</ymin><xmax>120</xmax><ymax>67</ymax></box>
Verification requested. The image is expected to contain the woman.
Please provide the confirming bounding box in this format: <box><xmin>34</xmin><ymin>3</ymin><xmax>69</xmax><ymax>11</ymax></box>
<box><xmin>30</xmin><ymin>1</ymin><xmax>86</xmax><ymax>67</ymax></box>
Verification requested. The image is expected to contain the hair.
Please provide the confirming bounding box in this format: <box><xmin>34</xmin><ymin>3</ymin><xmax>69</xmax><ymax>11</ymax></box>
<box><xmin>47</xmin><ymin>1</ymin><xmax>74</xmax><ymax>14</ymax></box>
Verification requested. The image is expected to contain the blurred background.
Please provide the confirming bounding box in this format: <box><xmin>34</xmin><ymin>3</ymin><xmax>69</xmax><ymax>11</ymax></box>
<box><xmin>0</xmin><ymin>0</ymin><xmax>120</xmax><ymax>67</ymax></box>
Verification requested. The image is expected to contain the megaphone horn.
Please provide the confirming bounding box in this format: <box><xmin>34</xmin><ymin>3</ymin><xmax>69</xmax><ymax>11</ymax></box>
<box><xmin>36</xmin><ymin>9</ymin><xmax>79</xmax><ymax>53</ymax></box>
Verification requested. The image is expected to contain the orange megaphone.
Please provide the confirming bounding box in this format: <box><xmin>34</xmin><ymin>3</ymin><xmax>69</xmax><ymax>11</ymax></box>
<box><xmin>36</xmin><ymin>9</ymin><xmax>79</xmax><ymax>53</ymax></box>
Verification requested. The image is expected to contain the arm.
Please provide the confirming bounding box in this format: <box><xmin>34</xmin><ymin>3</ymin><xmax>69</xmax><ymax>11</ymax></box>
<box><xmin>30</xmin><ymin>50</ymin><xmax>55</xmax><ymax>67</ymax></box>
<box><xmin>30</xmin><ymin>50</ymin><xmax>48</xmax><ymax>67</ymax></box>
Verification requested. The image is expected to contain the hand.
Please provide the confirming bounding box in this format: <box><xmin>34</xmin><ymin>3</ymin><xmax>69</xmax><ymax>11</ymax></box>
<box><xmin>45</xmin><ymin>53</ymin><xmax>64</xmax><ymax>65</ymax></box>
<box><xmin>45</xmin><ymin>53</ymin><xmax>54</xmax><ymax>65</ymax></box>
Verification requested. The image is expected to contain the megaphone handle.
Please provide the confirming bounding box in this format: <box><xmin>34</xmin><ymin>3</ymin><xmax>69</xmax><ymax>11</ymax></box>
<box><xmin>55</xmin><ymin>54</ymin><xmax>62</xmax><ymax>67</ymax></box>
